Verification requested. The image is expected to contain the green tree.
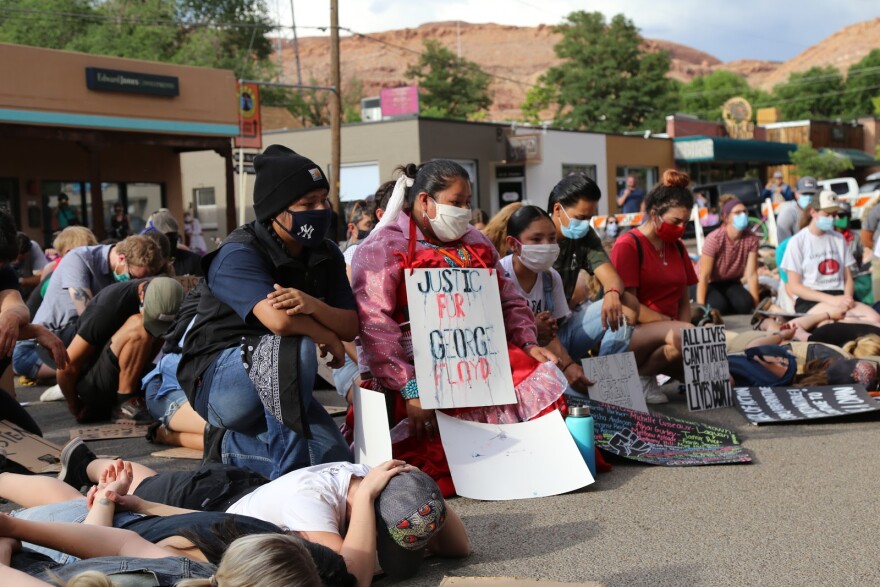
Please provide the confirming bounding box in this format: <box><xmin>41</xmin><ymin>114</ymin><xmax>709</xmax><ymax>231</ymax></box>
<box><xmin>771</xmin><ymin>66</ymin><xmax>845</xmax><ymax>120</ymax></box>
<box><xmin>404</xmin><ymin>39</ymin><xmax>492</xmax><ymax>120</ymax></box>
<box><xmin>522</xmin><ymin>11</ymin><xmax>676</xmax><ymax>132</ymax></box>
<box><xmin>842</xmin><ymin>49</ymin><xmax>880</xmax><ymax>118</ymax></box>
<box><xmin>67</xmin><ymin>0</ymin><xmax>180</xmax><ymax>62</ymax></box>
<box><xmin>789</xmin><ymin>142</ymin><xmax>853</xmax><ymax>180</ymax></box>
<box><xmin>679</xmin><ymin>70</ymin><xmax>756</xmax><ymax>121</ymax></box>
<box><xmin>0</xmin><ymin>0</ymin><xmax>95</xmax><ymax>49</ymax></box>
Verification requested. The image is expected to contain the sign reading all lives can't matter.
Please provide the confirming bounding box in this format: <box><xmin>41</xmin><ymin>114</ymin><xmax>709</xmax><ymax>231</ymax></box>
<box><xmin>682</xmin><ymin>325</ymin><xmax>733</xmax><ymax>411</ymax></box>
<box><xmin>405</xmin><ymin>267</ymin><xmax>517</xmax><ymax>409</ymax></box>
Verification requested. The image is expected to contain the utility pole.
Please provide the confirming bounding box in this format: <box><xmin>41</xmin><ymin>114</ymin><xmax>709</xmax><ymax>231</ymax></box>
<box><xmin>329</xmin><ymin>0</ymin><xmax>342</xmax><ymax>236</ymax></box>
<box><xmin>289</xmin><ymin>0</ymin><xmax>303</xmax><ymax>86</ymax></box>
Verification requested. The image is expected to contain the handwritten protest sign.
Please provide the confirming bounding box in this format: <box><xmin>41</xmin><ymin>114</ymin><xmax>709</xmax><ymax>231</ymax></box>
<box><xmin>682</xmin><ymin>325</ymin><xmax>733</xmax><ymax>411</ymax></box>
<box><xmin>581</xmin><ymin>352</ymin><xmax>648</xmax><ymax>413</ymax></box>
<box><xmin>734</xmin><ymin>385</ymin><xmax>880</xmax><ymax>425</ymax></box>
<box><xmin>437</xmin><ymin>411</ymin><xmax>593</xmax><ymax>500</ymax></box>
<box><xmin>70</xmin><ymin>424</ymin><xmax>145</xmax><ymax>440</ymax></box>
<box><xmin>0</xmin><ymin>420</ymin><xmax>62</xmax><ymax>473</ymax></box>
<box><xmin>405</xmin><ymin>268</ymin><xmax>516</xmax><ymax>409</ymax></box>
<box><xmin>583</xmin><ymin>400</ymin><xmax>752</xmax><ymax>466</ymax></box>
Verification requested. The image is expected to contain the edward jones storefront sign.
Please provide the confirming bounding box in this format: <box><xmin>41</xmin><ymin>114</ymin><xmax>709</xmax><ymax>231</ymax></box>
<box><xmin>85</xmin><ymin>67</ymin><xmax>179</xmax><ymax>97</ymax></box>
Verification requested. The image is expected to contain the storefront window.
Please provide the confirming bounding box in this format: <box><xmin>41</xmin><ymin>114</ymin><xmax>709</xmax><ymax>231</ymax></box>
<box><xmin>194</xmin><ymin>187</ymin><xmax>218</xmax><ymax>230</ymax></box>
<box><xmin>562</xmin><ymin>164</ymin><xmax>597</xmax><ymax>180</ymax></box>
<box><xmin>126</xmin><ymin>183</ymin><xmax>163</xmax><ymax>234</ymax></box>
<box><xmin>0</xmin><ymin>178</ymin><xmax>18</xmax><ymax>220</ymax></box>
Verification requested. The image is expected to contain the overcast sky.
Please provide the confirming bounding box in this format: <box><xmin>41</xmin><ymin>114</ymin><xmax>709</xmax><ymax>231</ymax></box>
<box><xmin>269</xmin><ymin>0</ymin><xmax>879</xmax><ymax>63</ymax></box>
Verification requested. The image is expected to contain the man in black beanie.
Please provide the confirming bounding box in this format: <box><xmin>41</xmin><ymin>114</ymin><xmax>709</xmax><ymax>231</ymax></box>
<box><xmin>178</xmin><ymin>144</ymin><xmax>357</xmax><ymax>479</ymax></box>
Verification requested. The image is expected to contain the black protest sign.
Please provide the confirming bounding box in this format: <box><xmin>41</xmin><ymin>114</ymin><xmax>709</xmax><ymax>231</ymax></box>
<box><xmin>588</xmin><ymin>400</ymin><xmax>751</xmax><ymax>466</ymax></box>
<box><xmin>734</xmin><ymin>385</ymin><xmax>880</xmax><ymax>425</ymax></box>
<box><xmin>682</xmin><ymin>325</ymin><xmax>733</xmax><ymax>411</ymax></box>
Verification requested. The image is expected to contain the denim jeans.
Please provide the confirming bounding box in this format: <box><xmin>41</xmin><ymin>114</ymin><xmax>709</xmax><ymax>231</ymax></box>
<box><xmin>200</xmin><ymin>339</ymin><xmax>352</xmax><ymax>480</ymax></box>
<box><xmin>11</xmin><ymin>499</ymin><xmax>141</xmax><ymax>564</ymax></box>
<box><xmin>26</xmin><ymin>556</ymin><xmax>216</xmax><ymax>584</ymax></box>
<box><xmin>557</xmin><ymin>301</ymin><xmax>633</xmax><ymax>361</ymax></box>
<box><xmin>12</xmin><ymin>339</ymin><xmax>42</xmax><ymax>379</ymax></box>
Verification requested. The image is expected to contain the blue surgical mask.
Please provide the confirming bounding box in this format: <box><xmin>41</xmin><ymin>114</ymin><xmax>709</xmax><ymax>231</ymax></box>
<box><xmin>816</xmin><ymin>215</ymin><xmax>834</xmax><ymax>232</ymax></box>
<box><xmin>560</xmin><ymin>207</ymin><xmax>591</xmax><ymax>240</ymax></box>
<box><xmin>732</xmin><ymin>212</ymin><xmax>749</xmax><ymax>231</ymax></box>
<box><xmin>798</xmin><ymin>195</ymin><xmax>812</xmax><ymax>210</ymax></box>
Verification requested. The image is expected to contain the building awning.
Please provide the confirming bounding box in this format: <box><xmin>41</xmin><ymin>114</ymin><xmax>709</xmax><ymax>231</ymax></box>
<box><xmin>674</xmin><ymin>136</ymin><xmax>799</xmax><ymax>164</ymax></box>
<box><xmin>824</xmin><ymin>148</ymin><xmax>880</xmax><ymax>168</ymax></box>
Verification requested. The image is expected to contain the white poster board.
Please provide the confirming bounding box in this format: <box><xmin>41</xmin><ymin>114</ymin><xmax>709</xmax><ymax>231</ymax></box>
<box><xmin>436</xmin><ymin>411</ymin><xmax>593</xmax><ymax>500</ymax></box>
<box><xmin>682</xmin><ymin>326</ymin><xmax>733</xmax><ymax>411</ymax></box>
<box><xmin>353</xmin><ymin>386</ymin><xmax>392</xmax><ymax>466</ymax></box>
<box><xmin>581</xmin><ymin>352</ymin><xmax>648</xmax><ymax>413</ymax></box>
<box><xmin>405</xmin><ymin>268</ymin><xmax>517</xmax><ymax>409</ymax></box>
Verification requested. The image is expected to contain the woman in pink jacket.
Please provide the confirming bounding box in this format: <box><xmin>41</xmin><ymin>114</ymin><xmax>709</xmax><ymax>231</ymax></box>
<box><xmin>351</xmin><ymin>161</ymin><xmax>568</xmax><ymax>496</ymax></box>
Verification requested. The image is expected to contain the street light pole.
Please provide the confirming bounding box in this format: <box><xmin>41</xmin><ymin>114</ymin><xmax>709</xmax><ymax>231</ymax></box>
<box><xmin>329</xmin><ymin>0</ymin><xmax>342</xmax><ymax>238</ymax></box>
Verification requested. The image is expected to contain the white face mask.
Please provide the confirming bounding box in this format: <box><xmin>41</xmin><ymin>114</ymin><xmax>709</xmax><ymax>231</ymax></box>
<box><xmin>605</xmin><ymin>222</ymin><xmax>619</xmax><ymax>237</ymax></box>
<box><xmin>425</xmin><ymin>197</ymin><xmax>471</xmax><ymax>242</ymax></box>
<box><xmin>517</xmin><ymin>243</ymin><xmax>560</xmax><ymax>273</ymax></box>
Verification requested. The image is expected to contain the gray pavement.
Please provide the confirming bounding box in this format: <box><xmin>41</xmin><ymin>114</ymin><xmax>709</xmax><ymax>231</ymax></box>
<box><xmin>6</xmin><ymin>333</ymin><xmax>880</xmax><ymax>586</ymax></box>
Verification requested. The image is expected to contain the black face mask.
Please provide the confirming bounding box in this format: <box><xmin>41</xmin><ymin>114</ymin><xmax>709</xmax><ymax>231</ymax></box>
<box><xmin>274</xmin><ymin>208</ymin><xmax>332</xmax><ymax>248</ymax></box>
<box><xmin>356</xmin><ymin>228</ymin><xmax>371</xmax><ymax>240</ymax></box>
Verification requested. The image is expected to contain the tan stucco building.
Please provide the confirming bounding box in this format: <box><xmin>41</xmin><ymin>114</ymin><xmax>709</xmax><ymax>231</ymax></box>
<box><xmin>0</xmin><ymin>43</ymin><xmax>238</xmax><ymax>245</ymax></box>
<box><xmin>181</xmin><ymin>117</ymin><xmax>674</xmax><ymax>242</ymax></box>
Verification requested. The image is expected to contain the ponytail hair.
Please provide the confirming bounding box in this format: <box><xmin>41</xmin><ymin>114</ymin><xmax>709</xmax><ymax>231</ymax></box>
<box><xmin>396</xmin><ymin>160</ymin><xmax>470</xmax><ymax>209</ymax></box>
<box><xmin>643</xmin><ymin>169</ymin><xmax>694</xmax><ymax>217</ymax></box>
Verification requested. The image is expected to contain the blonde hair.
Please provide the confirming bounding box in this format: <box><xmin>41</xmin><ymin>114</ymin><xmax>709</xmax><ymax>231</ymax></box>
<box><xmin>54</xmin><ymin>571</ymin><xmax>114</xmax><ymax>587</ymax></box>
<box><xmin>481</xmin><ymin>202</ymin><xmax>523</xmax><ymax>256</ymax></box>
<box><xmin>115</xmin><ymin>235</ymin><xmax>165</xmax><ymax>274</ymax></box>
<box><xmin>843</xmin><ymin>334</ymin><xmax>880</xmax><ymax>358</ymax></box>
<box><xmin>177</xmin><ymin>534</ymin><xmax>321</xmax><ymax>587</ymax></box>
<box><xmin>52</xmin><ymin>227</ymin><xmax>98</xmax><ymax>257</ymax></box>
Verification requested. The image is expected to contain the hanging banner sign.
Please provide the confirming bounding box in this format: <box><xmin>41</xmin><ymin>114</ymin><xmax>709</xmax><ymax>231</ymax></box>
<box><xmin>235</xmin><ymin>82</ymin><xmax>262</xmax><ymax>149</ymax></box>
<box><xmin>405</xmin><ymin>267</ymin><xmax>517</xmax><ymax>409</ymax></box>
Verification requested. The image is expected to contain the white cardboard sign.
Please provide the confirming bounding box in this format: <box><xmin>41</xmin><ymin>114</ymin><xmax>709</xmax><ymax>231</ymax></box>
<box><xmin>682</xmin><ymin>326</ymin><xmax>733</xmax><ymax>411</ymax></box>
<box><xmin>581</xmin><ymin>352</ymin><xmax>648</xmax><ymax>413</ymax></box>
<box><xmin>353</xmin><ymin>386</ymin><xmax>392</xmax><ymax>466</ymax></box>
<box><xmin>405</xmin><ymin>267</ymin><xmax>517</xmax><ymax>409</ymax></box>
<box><xmin>436</xmin><ymin>411</ymin><xmax>593</xmax><ymax>500</ymax></box>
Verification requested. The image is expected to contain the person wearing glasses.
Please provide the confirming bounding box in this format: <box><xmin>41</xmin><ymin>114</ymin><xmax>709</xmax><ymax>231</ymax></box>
<box><xmin>178</xmin><ymin>145</ymin><xmax>356</xmax><ymax>480</ymax></box>
<box><xmin>351</xmin><ymin>160</ymin><xmax>566</xmax><ymax>496</ymax></box>
<box><xmin>781</xmin><ymin>190</ymin><xmax>880</xmax><ymax>325</ymax></box>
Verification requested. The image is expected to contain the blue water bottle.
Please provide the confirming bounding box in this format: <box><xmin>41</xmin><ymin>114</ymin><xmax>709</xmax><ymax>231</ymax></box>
<box><xmin>565</xmin><ymin>405</ymin><xmax>596</xmax><ymax>478</ymax></box>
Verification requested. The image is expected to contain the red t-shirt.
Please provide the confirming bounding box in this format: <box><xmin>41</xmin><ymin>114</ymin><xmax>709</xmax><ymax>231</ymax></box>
<box><xmin>611</xmin><ymin>230</ymin><xmax>699</xmax><ymax>318</ymax></box>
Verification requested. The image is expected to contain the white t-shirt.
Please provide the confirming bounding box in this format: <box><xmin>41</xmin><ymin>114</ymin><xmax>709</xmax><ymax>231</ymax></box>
<box><xmin>500</xmin><ymin>255</ymin><xmax>570</xmax><ymax>321</ymax></box>
<box><xmin>226</xmin><ymin>462</ymin><xmax>370</xmax><ymax>535</ymax></box>
<box><xmin>343</xmin><ymin>243</ymin><xmax>359</xmax><ymax>266</ymax></box>
<box><xmin>781</xmin><ymin>229</ymin><xmax>855</xmax><ymax>294</ymax></box>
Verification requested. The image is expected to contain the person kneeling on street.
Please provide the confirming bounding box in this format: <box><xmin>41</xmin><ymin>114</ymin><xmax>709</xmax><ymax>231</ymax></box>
<box><xmin>56</xmin><ymin>276</ymin><xmax>185</xmax><ymax>423</ymax></box>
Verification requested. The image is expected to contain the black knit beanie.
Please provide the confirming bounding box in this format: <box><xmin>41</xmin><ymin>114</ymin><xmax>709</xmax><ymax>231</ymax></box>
<box><xmin>252</xmin><ymin>144</ymin><xmax>330</xmax><ymax>222</ymax></box>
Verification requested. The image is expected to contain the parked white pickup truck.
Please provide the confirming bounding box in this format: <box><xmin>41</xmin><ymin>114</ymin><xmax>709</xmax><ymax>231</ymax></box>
<box><xmin>817</xmin><ymin>176</ymin><xmax>880</xmax><ymax>221</ymax></box>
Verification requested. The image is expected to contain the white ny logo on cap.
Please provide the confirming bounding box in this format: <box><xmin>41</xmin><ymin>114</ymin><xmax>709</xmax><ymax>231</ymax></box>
<box><xmin>298</xmin><ymin>224</ymin><xmax>315</xmax><ymax>239</ymax></box>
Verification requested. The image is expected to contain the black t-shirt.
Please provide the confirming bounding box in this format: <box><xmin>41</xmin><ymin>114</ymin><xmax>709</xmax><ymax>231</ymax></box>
<box><xmin>76</xmin><ymin>279</ymin><xmax>147</xmax><ymax>346</ymax></box>
<box><xmin>0</xmin><ymin>265</ymin><xmax>19</xmax><ymax>291</ymax></box>
<box><xmin>120</xmin><ymin>512</ymin><xmax>282</xmax><ymax>565</ymax></box>
<box><xmin>809</xmin><ymin>323</ymin><xmax>880</xmax><ymax>348</ymax></box>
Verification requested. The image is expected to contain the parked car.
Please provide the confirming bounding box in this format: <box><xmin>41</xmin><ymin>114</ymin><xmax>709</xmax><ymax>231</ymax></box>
<box><xmin>817</xmin><ymin>177</ymin><xmax>880</xmax><ymax>222</ymax></box>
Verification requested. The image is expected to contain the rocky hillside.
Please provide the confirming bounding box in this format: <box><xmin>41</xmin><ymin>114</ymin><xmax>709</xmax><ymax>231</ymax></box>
<box><xmin>274</xmin><ymin>18</ymin><xmax>880</xmax><ymax>121</ymax></box>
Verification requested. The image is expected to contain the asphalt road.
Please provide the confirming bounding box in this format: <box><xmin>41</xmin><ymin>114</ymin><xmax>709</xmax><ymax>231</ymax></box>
<box><xmin>5</xmin><ymin>321</ymin><xmax>880</xmax><ymax>587</ymax></box>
